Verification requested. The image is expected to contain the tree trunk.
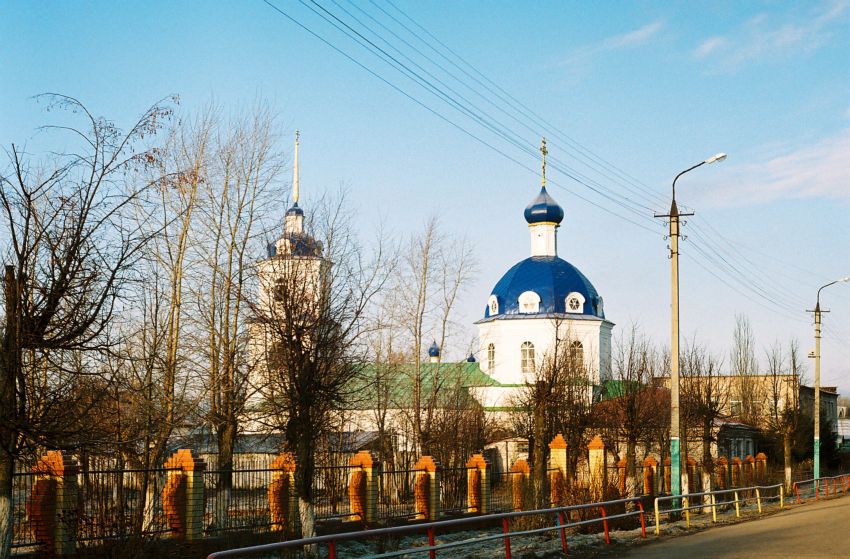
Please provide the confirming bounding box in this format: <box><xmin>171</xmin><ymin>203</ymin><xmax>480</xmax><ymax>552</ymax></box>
<box><xmin>295</xmin><ymin>423</ymin><xmax>317</xmax><ymax>558</ymax></box>
<box><xmin>215</xmin><ymin>420</ymin><xmax>237</xmax><ymax>528</ymax></box>
<box><xmin>0</xmin><ymin>451</ymin><xmax>13</xmax><ymax>559</ymax></box>
<box><xmin>532</xmin><ymin>385</ymin><xmax>547</xmax><ymax>508</ymax></box>
<box><xmin>625</xmin><ymin>438</ymin><xmax>636</xmax><ymax>498</ymax></box>
<box><xmin>784</xmin><ymin>431</ymin><xmax>793</xmax><ymax>493</ymax></box>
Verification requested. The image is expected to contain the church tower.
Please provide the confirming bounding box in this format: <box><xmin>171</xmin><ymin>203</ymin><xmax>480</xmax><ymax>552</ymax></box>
<box><xmin>246</xmin><ymin>132</ymin><xmax>325</xmax><ymax>432</ymax></box>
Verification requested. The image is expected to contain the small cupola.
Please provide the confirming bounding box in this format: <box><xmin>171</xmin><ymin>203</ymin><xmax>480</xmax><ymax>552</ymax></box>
<box><xmin>428</xmin><ymin>341</ymin><xmax>441</xmax><ymax>363</ymax></box>
<box><xmin>466</xmin><ymin>353</ymin><xmax>476</xmax><ymax>363</ymax></box>
<box><xmin>524</xmin><ymin>139</ymin><xmax>564</xmax><ymax>257</ymax></box>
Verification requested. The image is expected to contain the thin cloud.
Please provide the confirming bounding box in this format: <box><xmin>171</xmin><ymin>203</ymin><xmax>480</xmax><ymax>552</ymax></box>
<box><xmin>561</xmin><ymin>20</ymin><xmax>665</xmax><ymax>67</ymax></box>
<box><xmin>697</xmin><ymin>129</ymin><xmax>850</xmax><ymax>208</ymax></box>
<box><xmin>693</xmin><ymin>1</ymin><xmax>849</xmax><ymax>71</ymax></box>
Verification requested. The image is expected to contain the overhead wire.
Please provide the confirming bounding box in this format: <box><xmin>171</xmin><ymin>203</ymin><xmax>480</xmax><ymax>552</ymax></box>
<box><xmin>261</xmin><ymin>0</ymin><xmax>842</xmax><ymax>333</ymax></box>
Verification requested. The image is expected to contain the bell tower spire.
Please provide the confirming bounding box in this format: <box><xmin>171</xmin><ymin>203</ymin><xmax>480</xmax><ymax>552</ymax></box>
<box><xmin>284</xmin><ymin>131</ymin><xmax>305</xmax><ymax>236</ymax></box>
<box><xmin>292</xmin><ymin>130</ymin><xmax>300</xmax><ymax>204</ymax></box>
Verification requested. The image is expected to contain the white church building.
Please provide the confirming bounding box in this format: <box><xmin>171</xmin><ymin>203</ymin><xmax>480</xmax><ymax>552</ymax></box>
<box><xmin>473</xmin><ymin>163</ymin><xmax>614</xmax><ymax>410</ymax></box>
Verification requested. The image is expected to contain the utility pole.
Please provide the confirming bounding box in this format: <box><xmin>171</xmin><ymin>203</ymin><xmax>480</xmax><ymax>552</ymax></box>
<box><xmin>656</xmin><ymin>153</ymin><xmax>725</xmax><ymax>500</ymax></box>
<box><xmin>809</xmin><ymin>276</ymin><xmax>849</xmax><ymax>479</ymax></box>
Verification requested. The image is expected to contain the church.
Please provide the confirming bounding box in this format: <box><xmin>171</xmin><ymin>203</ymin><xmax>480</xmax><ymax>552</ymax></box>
<box><xmin>473</xmin><ymin>140</ymin><xmax>614</xmax><ymax>410</ymax></box>
<box><xmin>247</xmin><ymin>135</ymin><xmax>613</xmax><ymax>437</ymax></box>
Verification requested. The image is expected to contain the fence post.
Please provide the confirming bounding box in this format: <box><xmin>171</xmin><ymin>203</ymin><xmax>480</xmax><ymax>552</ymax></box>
<box><xmin>349</xmin><ymin>451</ymin><xmax>379</xmax><ymax>524</ymax></box>
<box><xmin>686</xmin><ymin>456</ymin><xmax>698</xmax><ymax>494</ymax></box>
<box><xmin>28</xmin><ymin>450</ymin><xmax>79</xmax><ymax>556</ymax></box>
<box><xmin>414</xmin><ymin>456</ymin><xmax>441</xmax><ymax>521</ymax></box>
<box><xmin>466</xmin><ymin>453</ymin><xmax>490</xmax><ymax>514</ymax></box>
<box><xmin>587</xmin><ymin>435</ymin><xmax>606</xmax><ymax>502</ymax></box>
<box><xmin>643</xmin><ymin>456</ymin><xmax>658</xmax><ymax>497</ymax></box>
<box><xmin>755</xmin><ymin>452</ymin><xmax>767</xmax><ymax>484</ymax></box>
<box><xmin>163</xmin><ymin>449</ymin><xmax>206</xmax><ymax>541</ymax></box>
<box><xmin>548</xmin><ymin>434</ymin><xmax>568</xmax><ymax>506</ymax></box>
<box><xmin>663</xmin><ymin>456</ymin><xmax>671</xmax><ymax>494</ymax></box>
<box><xmin>269</xmin><ymin>452</ymin><xmax>298</xmax><ymax>535</ymax></box>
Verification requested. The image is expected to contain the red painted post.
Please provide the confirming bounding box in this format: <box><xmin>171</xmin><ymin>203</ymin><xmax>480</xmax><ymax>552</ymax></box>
<box><xmin>600</xmin><ymin>506</ymin><xmax>610</xmax><ymax>544</ymax></box>
<box><xmin>637</xmin><ymin>501</ymin><xmax>647</xmax><ymax>538</ymax></box>
<box><xmin>815</xmin><ymin>480</ymin><xmax>819</xmax><ymax>500</ymax></box>
<box><xmin>427</xmin><ymin>527</ymin><xmax>436</xmax><ymax>559</ymax></box>
<box><xmin>502</xmin><ymin>517</ymin><xmax>512</xmax><ymax>559</ymax></box>
<box><xmin>328</xmin><ymin>540</ymin><xmax>337</xmax><ymax>559</ymax></box>
<box><xmin>557</xmin><ymin>512</ymin><xmax>569</xmax><ymax>555</ymax></box>
<box><xmin>794</xmin><ymin>482</ymin><xmax>801</xmax><ymax>504</ymax></box>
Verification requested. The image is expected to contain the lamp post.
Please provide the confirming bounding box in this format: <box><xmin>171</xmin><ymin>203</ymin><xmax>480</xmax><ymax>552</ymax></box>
<box><xmin>657</xmin><ymin>152</ymin><xmax>726</xmax><ymax>499</ymax></box>
<box><xmin>809</xmin><ymin>276</ymin><xmax>850</xmax><ymax>480</ymax></box>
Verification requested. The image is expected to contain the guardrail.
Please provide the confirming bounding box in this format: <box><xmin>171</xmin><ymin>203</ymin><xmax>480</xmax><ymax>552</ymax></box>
<box><xmin>207</xmin><ymin>497</ymin><xmax>648</xmax><ymax>559</ymax></box>
<box><xmin>207</xmin><ymin>476</ymin><xmax>848</xmax><ymax>559</ymax></box>
<box><xmin>653</xmin><ymin>484</ymin><xmax>783</xmax><ymax>535</ymax></box>
<box><xmin>792</xmin><ymin>474</ymin><xmax>850</xmax><ymax>503</ymax></box>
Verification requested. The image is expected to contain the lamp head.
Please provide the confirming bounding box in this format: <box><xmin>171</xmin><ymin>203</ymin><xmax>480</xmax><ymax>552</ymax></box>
<box><xmin>838</xmin><ymin>276</ymin><xmax>850</xmax><ymax>283</ymax></box>
<box><xmin>704</xmin><ymin>152</ymin><xmax>727</xmax><ymax>164</ymax></box>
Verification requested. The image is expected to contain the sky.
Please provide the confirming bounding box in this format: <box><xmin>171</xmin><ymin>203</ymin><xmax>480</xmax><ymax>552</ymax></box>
<box><xmin>2</xmin><ymin>1</ymin><xmax>849</xmax><ymax>390</ymax></box>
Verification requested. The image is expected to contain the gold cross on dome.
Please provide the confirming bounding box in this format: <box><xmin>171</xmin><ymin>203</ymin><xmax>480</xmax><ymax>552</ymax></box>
<box><xmin>540</xmin><ymin>137</ymin><xmax>548</xmax><ymax>187</ymax></box>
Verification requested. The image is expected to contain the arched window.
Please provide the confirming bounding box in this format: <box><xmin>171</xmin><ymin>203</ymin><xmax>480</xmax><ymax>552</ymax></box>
<box><xmin>521</xmin><ymin>341</ymin><xmax>536</xmax><ymax>373</ymax></box>
<box><xmin>487</xmin><ymin>343</ymin><xmax>495</xmax><ymax>373</ymax></box>
<box><xmin>569</xmin><ymin>340</ymin><xmax>584</xmax><ymax>369</ymax></box>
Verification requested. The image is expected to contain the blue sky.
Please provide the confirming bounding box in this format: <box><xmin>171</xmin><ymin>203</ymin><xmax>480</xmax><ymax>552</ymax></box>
<box><xmin>3</xmin><ymin>1</ymin><xmax>849</xmax><ymax>390</ymax></box>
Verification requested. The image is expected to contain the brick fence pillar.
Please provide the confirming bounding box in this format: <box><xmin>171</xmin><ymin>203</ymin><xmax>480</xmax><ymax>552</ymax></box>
<box><xmin>414</xmin><ymin>456</ymin><xmax>440</xmax><ymax>521</ymax></box>
<box><xmin>466</xmin><ymin>454</ymin><xmax>489</xmax><ymax>514</ymax></box>
<box><xmin>587</xmin><ymin>435</ymin><xmax>606</xmax><ymax>502</ymax></box>
<box><xmin>731</xmin><ymin>457</ymin><xmax>742</xmax><ymax>487</ymax></box>
<box><xmin>548</xmin><ymin>434</ymin><xmax>568</xmax><ymax>506</ymax></box>
<box><xmin>162</xmin><ymin>449</ymin><xmax>205</xmax><ymax>541</ymax></box>
<box><xmin>616</xmin><ymin>457</ymin><xmax>627</xmax><ymax>496</ymax></box>
<box><xmin>27</xmin><ymin>450</ymin><xmax>79</xmax><ymax>556</ymax></box>
<box><xmin>744</xmin><ymin>455</ymin><xmax>755</xmax><ymax>486</ymax></box>
<box><xmin>269</xmin><ymin>452</ymin><xmax>298</xmax><ymax>536</ymax></box>
<box><xmin>643</xmin><ymin>456</ymin><xmax>658</xmax><ymax>497</ymax></box>
<box><xmin>349</xmin><ymin>451</ymin><xmax>379</xmax><ymax>524</ymax></box>
<box><xmin>755</xmin><ymin>452</ymin><xmax>768</xmax><ymax>484</ymax></box>
<box><xmin>663</xmin><ymin>457</ymin><xmax>671</xmax><ymax>494</ymax></box>
<box><xmin>716</xmin><ymin>457</ymin><xmax>729</xmax><ymax>490</ymax></box>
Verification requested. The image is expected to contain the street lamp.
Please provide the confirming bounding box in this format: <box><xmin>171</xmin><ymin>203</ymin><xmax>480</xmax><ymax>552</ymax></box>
<box><xmin>657</xmin><ymin>152</ymin><xmax>726</xmax><ymax>499</ymax></box>
<box><xmin>809</xmin><ymin>276</ymin><xmax>850</xmax><ymax>479</ymax></box>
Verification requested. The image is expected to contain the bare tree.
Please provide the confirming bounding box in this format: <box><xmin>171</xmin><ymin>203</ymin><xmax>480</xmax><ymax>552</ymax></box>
<box><xmin>731</xmin><ymin>314</ymin><xmax>761</xmax><ymax>425</ymax></box>
<box><xmin>599</xmin><ymin>325</ymin><xmax>660</xmax><ymax>495</ymax></box>
<box><xmin>391</xmin><ymin>218</ymin><xmax>476</xmax><ymax>455</ymax></box>
<box><xmin>0</xmin><ymin>95</ymin><xmax>173</xmax><ymax>557</ymax></box>
<box><xmin>192</xmin><ymin>104</ymin><xmax>282</xmax><ymax>525</ymax></box>
<box><xmin>763</xmin><ymin>339</ymin><xmax>802</xmax><ymax>491</ymax></box>
<box><xmin>250</xmin><ymin>192</ymin><xmax>390</xmax><ymax>548</ymax></box>
<box><xmin>680</xmin><ymin>341</ymin><xmax>727</xmax><ymax>493</ymax></box>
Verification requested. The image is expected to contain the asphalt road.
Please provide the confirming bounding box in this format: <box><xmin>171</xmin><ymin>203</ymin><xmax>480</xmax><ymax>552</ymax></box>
<box><xmin>617</xmin><ymin>497</ymin><xmax>850</xmax><ymax>559</ymax></box>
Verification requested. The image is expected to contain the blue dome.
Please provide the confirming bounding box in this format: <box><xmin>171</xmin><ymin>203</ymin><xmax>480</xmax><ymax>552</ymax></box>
<box><xmin>524</xmin><ymin>186</ymin><xmax>564</xmax><ymax>225</ymax></box>
<box><xmin>286</xmin><ymin>202</ymin><xmax>304</xmax><ymax>216</ymax></box>
<box><xmin>427</xmin><ymin>341</ymin><xmax>441</xmax><ymax>357</ymax></box>
<box><xmin>485</xmin><ymin>256</ymin><xmax>604</xmax><ymax>318</ymax></box>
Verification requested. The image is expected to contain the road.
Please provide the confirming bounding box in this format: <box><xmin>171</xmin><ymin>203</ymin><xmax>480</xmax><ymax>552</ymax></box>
<box><xmin>618</xmin><ymin>497</ymin><xmax>850</xmax><ymax>559</ymax></box>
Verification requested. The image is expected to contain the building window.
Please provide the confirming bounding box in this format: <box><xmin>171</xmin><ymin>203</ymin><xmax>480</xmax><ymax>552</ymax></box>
<box><xmin>518</xmin><ymin>291</ymin><xmax>541</xmax><ymax>314</ymax></box>
<box><xmin>730</xmin><ymin>400</ymin><xmax>742</xmax><ymax>416</ymax></box>
<box><xmin>521</xmin><ymin>341</ymin><xmax>535</xmax><ymax>373</ymax></box>
<box><xmin>487</xmin><ymin>343</ymin><xmax>495</xmax><ymax>373</ymax></box>
<box><xmin>569</xmin><ymin>340</ymin><xmax>583</xmax><ymax>369</ymax></box>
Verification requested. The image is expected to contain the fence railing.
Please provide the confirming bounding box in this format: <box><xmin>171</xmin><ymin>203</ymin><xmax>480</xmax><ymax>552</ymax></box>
<box><xmin>792</xmin><ymin>474</ymin><xmax>850</xmax><ymax>503</ymax></box>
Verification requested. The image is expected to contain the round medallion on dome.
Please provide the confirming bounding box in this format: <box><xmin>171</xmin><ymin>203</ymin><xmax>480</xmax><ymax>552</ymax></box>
<box><xmin>524</xmin><ymin>186</ymin><xmax>564</xmax><ymax>225</ymax></box>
